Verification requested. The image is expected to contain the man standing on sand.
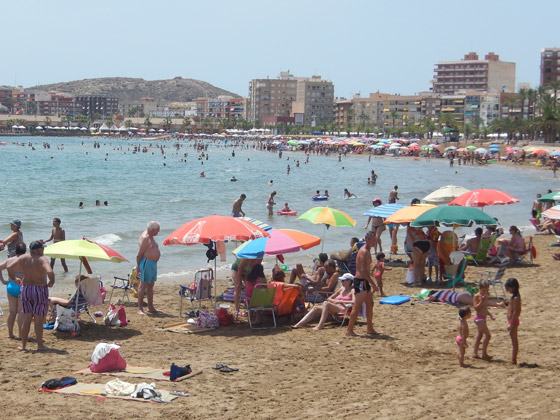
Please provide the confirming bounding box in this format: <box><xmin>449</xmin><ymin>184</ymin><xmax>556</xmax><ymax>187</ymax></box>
<box><xmin>346</xmin><ymin>231</ymin><xmax>379</xmax><ymax>337</ymax></box>
<box><xmin>388</xmin><ymin>185</ymin><xmax>399</xmax><ymax>204</ymax></box>
<box><xmin>41</xmin><ymin>218</ymin><xmax>68</xmax><ymax>272</ymax></box>
<box><xmin>137</xmin><ymin>221</ymin><xmax>162</xmax><ymax>315</ymax></box>
<box><xmin>18</xmin><ymin>241</ymin><xmax>55</xmax><ymax>351</ymax></box>
<box><xmin>232</xmin><ymin>194</ymin><xmax>246</xmax><ymax>217</ymax></box>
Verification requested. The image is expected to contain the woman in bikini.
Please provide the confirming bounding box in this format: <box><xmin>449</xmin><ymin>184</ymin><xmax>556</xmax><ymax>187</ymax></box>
<box><xmin>364</xmin><ymin>198</ymin><xmax>385</xmax><ymax>253</ymax></box>
<box><xmin>292</xmin><ymin>273</ymin><xmax>355</xmax><ymax>330</ymax></box>
<box><xmin>406</xmin><ymin>225</ymin><xmax>430</xmax><ymax>285</ymax></box>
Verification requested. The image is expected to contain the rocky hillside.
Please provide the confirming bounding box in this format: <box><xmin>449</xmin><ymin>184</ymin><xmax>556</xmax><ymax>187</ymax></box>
<box><xmin>29</xmin><ymin>77</ymin><xmax>240</xmax><ymax>103</ymax></box>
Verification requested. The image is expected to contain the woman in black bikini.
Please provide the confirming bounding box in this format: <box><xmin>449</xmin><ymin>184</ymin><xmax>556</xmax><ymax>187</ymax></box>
<box><xmin>406</xmin><ymin>225</ymin><xmax>430</xmax><ymax>286</ymax></box>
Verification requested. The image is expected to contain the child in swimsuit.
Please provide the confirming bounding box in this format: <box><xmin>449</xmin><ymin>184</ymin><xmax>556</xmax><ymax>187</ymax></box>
<box><xmin>472</xmin><ymin>279</ymin><xmax>495</xmax><ymax>361</ymax></box>
<box><xmin>505</xmin><ymin>278</ymin><xmax>522</xmax><ymax>365</ymax></box>
<box><xmin>372</xmin><ymin>253</ymin><xmax>391</xmax><ymax>297</ymax></box>
<box><xmin>456</xmin><ymin>307</ymin><xmax>471</xmax><ymax>367</ymax></box>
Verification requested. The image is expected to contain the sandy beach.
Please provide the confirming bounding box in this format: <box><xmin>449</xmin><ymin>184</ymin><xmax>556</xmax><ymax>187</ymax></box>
<box><xmin>1</xmin><ymin>233</ymin><xmax>559</xmax><ymax>419</ymax></box>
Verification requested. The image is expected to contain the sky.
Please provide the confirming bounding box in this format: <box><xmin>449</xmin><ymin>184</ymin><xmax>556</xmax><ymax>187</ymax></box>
<box><xmin>2</xmin><ymin>0</ymin><xmax>558</xmax><ymax>99</ymax></box>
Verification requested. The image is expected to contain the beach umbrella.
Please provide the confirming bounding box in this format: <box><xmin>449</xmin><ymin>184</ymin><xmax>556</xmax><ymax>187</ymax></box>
<box><xmin>542</xmin><ymin>205</ymin><xmax>560</xmax><ymax>220</ymax></box>
<box><xmin>423</xmin><ymin>185</ymin><xmax>470</xmax><ymax>205</ymax></box>
<box><xmin>475</xmin><ymin>147</ymin><xmax>488</xmax><ymax>154</ymax></box>
<box><xmin>163</xmin><ymin>215</ymin><xmax>270</xmax><ymax>308</ymax></box>
<box><xmin>445</xmin><ymin>146</ymin><xmax>457</xmax><ymax>151</ymax></box>
<box><xmin>531</xmin><ymin>149</ymin><xmax>549</xmax><ymax>155</ymax></box>
<box><xmin>538</xmin><ymin>191</ymin><xmax>560</xmax><ymax>202</ymax></box>
<box><xmin>363</xmin><ymin>203</ymin><xmax>405</xmax><ymax>218</ymax></box>
<box><xmin>298</xmin><ymin>207</ymin><xmax>356</xmax><ymax>251</ymax></box>
<box><xmin>549</xmin><ymin>151</ymin><xmax>560</xmax><ymax>156</ymax></box>
<box><xmin>383</xmin><ymin>204</ymin><xmax>436</xmax><ymax>225</ymax></box>
<box><xmin>410</xmin><ymin>205</ymin><xmax>498</xmax><ymax>228</ymax></box>
<box><xmin>239</xmin><ymin>216</ymin><xmax>273</xmax><ymax>232</ymax></box>
<box><xmin>449</xmin><ymin>188</ymin><xmax>520</xmax><ymax>207</ymax></box>
<box><xmin>287</xmin><ymin>140</ymin><xmax>298</xmax><ymax>146</ymax></box>
<box><xmin>44</xmin><ymin>239</ymin><xmax>128</xmax><ymax>317</ymax></box>
<box><xmin>466</xmin><ymin>145</ymin><xmax>477</xmax><ymax>150</ymax></box>
<box><xmin>232</xmin><ymin>229</ymin><xmax>321</xmax><ymax>259</ymax></box>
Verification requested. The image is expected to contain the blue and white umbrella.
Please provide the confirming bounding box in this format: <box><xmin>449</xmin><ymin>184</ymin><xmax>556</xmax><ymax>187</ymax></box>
<box><xmin>364</xmin><ymin>203</ymin><xmax>406</xmax><ymax>218</ymax></box>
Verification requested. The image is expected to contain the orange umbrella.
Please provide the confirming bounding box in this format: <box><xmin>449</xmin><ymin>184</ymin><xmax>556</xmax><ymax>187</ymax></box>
<box><xmin>383</xmin><ymin>204</ymin><xmax>436</xmax><ymax>224</ymax></box>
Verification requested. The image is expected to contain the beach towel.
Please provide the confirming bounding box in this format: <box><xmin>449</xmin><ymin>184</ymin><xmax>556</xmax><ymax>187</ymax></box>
<box><xmin>157</xmin><ymin>321</ymin><xmax>215</xmax><ymax>335</ymax></box>
<box><xmin>73</xmin><ymin>366</ymin><xmax>202</xmax><ymax>382</ymax></box>
<box><xmin>41</xmin><ymin>382</ymin><xmax>177</xmax><ymax>403</ymax></box>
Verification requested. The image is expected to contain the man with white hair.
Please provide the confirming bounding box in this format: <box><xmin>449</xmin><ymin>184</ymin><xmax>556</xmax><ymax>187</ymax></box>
<box><xmin>137</xmin><ymin>221</ymin><xmax>161</xmax><ymax>315</ymax></box>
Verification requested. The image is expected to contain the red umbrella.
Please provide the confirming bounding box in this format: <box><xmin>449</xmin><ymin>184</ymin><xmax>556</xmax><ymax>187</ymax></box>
<box><xmin>163</xmin><ymin>215</ymin><xmax>269</xmax><ymax>245</ymax></box>
<box><xmin>448</xmin><ymin>189</ymin><xmax>520</xmax><ymax>207</ymax></box>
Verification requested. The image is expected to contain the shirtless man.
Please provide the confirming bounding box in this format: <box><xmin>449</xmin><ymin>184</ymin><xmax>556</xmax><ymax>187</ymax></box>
<box><xmin>532</xmin><ymin>194</ymin><xmax>543</xmax><ymax>218</ymax></box>
<box><xmin>289</xmin><ymin>253</ymin><xmax>328</xmax><ymax>286</ymax></box>
<box><xmin>41</xmin><ymin>218</ymin><xmax>68</xmax><ymax>272</ymax></box>
<box><xmin>137</xmin><ymin>221</ymin><xmax>162</xmax><ymax>315</ymax></box>
<box><xmin>0</xmin><ymin>242</ymin><xmax>26</xmax><ymax>339</ymax></box>
<box><xmin>459</xmin><ymin>227</ymin><xmax>483</xmax><ymax>253</ymax></box>
<box><xmin>388</xmin><ymin>185</ymin><xmax>399</xmax><ymax>204</ymax></box>
<box><xmin>18</xmin><ymin>241</ymin><xmax>55</xmax><ymax>351</ymax></box>
<box><xmin>231</xmin><ymin>194</ymin><xmax>246</xmax><ymax>217</ymax></box>
<box><xmin>346</xmin><ymin>231</ymin><xmax>379</xmax><ymax>336</ymax></box>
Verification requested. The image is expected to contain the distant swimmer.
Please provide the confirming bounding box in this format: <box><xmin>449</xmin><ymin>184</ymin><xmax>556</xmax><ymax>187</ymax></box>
<box><xmin>268</xmin><ymin>179</ymin><xmax>274</xmax><ymax>186</ymax></box>
<box><xmin>231</xmin><ymin>176</ymin><xmax>238</xmax><ymax>182</ymax></box>
<box><xmin>324</xmin><ymin>190</ymin><xmax>330</xmax><ymax>198</ymax></box>
<box><xmin>312</xmin><ymin>190</ymin><xmax>321</xmax><ymax>199</ymax></box>
<box><xmin>200</xmin><ymin>171</ymin><xmax>206</xmax><ymax>178</ymax></box>
<box><xmin>388</xmin><ymin>185</ymin><xmax>399</xmax><ymax>203</ymax></box>
<box><xmin>344</xmin><ymin>188</ymin><xmax>357</xmax><ymax>199</ymax></box>
<box><xmin>78</xmin><ymin>202</ymin><xmax>84</xmax><ymax>209</ymax></box>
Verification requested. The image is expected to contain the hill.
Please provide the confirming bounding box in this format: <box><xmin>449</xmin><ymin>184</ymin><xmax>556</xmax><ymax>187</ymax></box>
<box><xmin>29</xmin><ymin>77</ymin><xmax>240</xmax><ymax>103</ymax></box>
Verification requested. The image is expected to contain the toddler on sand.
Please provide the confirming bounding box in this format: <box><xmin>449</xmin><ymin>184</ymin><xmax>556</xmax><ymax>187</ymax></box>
<box><xmin>505</xmin><ymin>278</ymin><xmax>522</xmax><ymax>365</ymax></box>
<box><xmin>473</xmin><ymin>279</ymin><xmax>495</xmax><ymax>361</ymax></box>
<box><xmin>456</xmin><ymin>307</ymin><xmax>471</xmax><ymax>367</ymax></box>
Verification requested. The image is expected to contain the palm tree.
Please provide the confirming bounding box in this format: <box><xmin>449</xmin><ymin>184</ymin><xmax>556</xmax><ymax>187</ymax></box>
<box><xmin>463</xmin><ymin>123</ymin><xmax>473</xmax><ymax>141</ymax></box>
<box><xmin>545</xmin><ymin>80</ymin><xmax>560</xmax><ymax>108</ymax></box>
<box><xmin>182</xmin><ymin>116</ymin><xmax>191</xmax><ymax>133</ymax></box>
<box><xmin>162</xmin><ymin>117</ymin><xmax>172</xmax><ymax>131</ymax></box>
<box><xmin>144</xmin><ymin>116</ymin><xmax>152</xmax><ymax>130</ymax></box>
<box><xmin>534</xmin><ymin>99</ymin><xmax>560</xmax><ymax>142</ymax></box>
<box><xmin>43</xmin><ymin>116</ymin><xmax>52</xmax><ymax>127</ymax></box>
<box><xmin>390</xmin><ymin>110</ymin><xmax>398</xmax><ymax>129</ymax></box>
<box><xmin>423</xmin><ymin>117</ymin><xmax>436</xmax><ymax>139</ymax></box>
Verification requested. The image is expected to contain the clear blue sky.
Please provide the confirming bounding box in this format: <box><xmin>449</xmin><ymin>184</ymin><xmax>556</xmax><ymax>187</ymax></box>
<box><xmin>3</xmin><ymin>0</ymin><xmax>558</xmax><ymax>98</ymax></box>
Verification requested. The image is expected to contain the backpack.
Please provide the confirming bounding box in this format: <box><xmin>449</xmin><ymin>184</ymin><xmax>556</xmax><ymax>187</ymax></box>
<box><xmin>104</xmin><ymin>304</ymin><xmax>128</xmax><ymax>327</ymax></box>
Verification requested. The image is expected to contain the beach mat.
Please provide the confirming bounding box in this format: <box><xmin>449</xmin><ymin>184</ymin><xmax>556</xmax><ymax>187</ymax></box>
<box><xmin>43</xmin><ymin>382</ymin><xmax>177</xmax><ymax>403</ymax></box>
<box><xmin>157</xmin><ymin>321</ymin><xmax>214</xmax><ymax>335</ymax></box>
<box><xmin>73</xmin><ymin>366</ymin><xmax>202</xmax><ymax>382</ymax></box>
<box><xmin>379</xmin><ymin>295</ymin><xmax>411</xmax><ymax>305</ymax></box>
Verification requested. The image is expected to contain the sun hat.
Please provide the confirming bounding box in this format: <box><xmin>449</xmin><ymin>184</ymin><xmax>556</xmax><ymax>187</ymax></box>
<box><xmin>10</xmin><ymin>219</ymin><xmax>21</xmax><ymax>228</ymax></box>
<box><xmin>29</xmin><ymin>240</ymin><xmax>44</xmax><ymax>250</ymax></box>
<box><xmin>372</xmin><ymin>197</ymin><xmax>382</xmax><ymax>205</ymax></box>
<box><xmin>339</xmin><ymin>273</ymin><xmax>354</xmax><ymax>281</ymax></box>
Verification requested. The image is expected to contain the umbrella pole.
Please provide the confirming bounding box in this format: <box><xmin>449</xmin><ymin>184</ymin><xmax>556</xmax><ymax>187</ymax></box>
<box><xmin>75</xmin><ymin>258</ymin><xmax>83</xmax><ymax>327</ymax></box>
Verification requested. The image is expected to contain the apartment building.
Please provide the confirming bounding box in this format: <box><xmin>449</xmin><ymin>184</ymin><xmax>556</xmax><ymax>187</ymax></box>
<box><xmin>195</xmin><ymin>96</ymin><xmax>245</xmax><ymax>120</ymax></box>
<box><xmin>76</xmin><ymin>96</ymin><xmax>119</xmax><ymax>119</ymax></box>
<box><xmin>432</xmin><ymin>52</ymin><xmax>515</xmax><ymax>94</ymax></box>
<box><xmin>540</xmin><ymin>47</ymin><xmax>560</xmax><ymax>86</ymax></box>
<box><xmin>248</xmin><ymin>71</ymin><xmax>334</xmax><ymax>125</ymax></box>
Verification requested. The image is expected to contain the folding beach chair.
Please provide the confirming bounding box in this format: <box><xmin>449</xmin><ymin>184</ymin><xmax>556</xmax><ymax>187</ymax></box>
<box><xmin>444</xmin><ymin>258</ymin><xmax>467</xmax><ymax>291</ymax></box>
<box><xmin>517</xmin><ymin>236</ymin><xmax>536</xmax><ymax>265</ymax></box>
<box><xmin>53</xmin><ymin>276</ymin><xmax>104</xmax><ymax>325</ymax></box>
<box><xmin>479</xmin><ymin>260</ymin><xmax>508</xmax><ymax>299</ymax></box>
<box><xmin>108</xmin><ymin>276</ymin><xmax>132</xmax><ymax>304</ymax></box>
<box><xmin>246</xmin><ymin>283</ymin><xmax>277</xmax><ymax>330</ymax></box>
<box><xmin>179</xmin><ymin>268</ymin><xmax>213</xmax><ymax>317</ymax></box>
<box><xmin>464</xmin><ymin>234</ymin><xmax>496</xmax><ymax>266</ymax></box>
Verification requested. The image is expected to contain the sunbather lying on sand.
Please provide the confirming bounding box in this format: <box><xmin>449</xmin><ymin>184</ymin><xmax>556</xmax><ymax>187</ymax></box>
<box><xmin>423</xmin><ymin>290</ymin><xmax>505</xmax><ymax>307</ymax></box>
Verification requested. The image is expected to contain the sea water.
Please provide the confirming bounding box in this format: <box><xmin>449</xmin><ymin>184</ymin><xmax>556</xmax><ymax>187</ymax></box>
<box><xmin>0</xmin><ymin>136</ymin><xmax>557</xmax><ymax>299</ymax></box>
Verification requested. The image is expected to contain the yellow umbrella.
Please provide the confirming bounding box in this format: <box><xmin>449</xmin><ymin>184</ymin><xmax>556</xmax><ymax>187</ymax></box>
<box><xmin>384</xmin><ymin>204</ymin><xmax>436</xmax><ymax>224</ymax></box>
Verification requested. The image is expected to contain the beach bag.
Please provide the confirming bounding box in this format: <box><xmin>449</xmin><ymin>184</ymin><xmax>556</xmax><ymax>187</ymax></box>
<box><xmin>215</xmin><ymin>308</ymin><xmax>234</xmax><ymax>326</ymax></box>
<box><xmin>104</xmin><ymin>304</ymin><xmax>128</xmax><ymax>327</ymax></box>
<box><xmin>197</xmin><ymin>310</ymin><xmax>219</xmax><ymax>328</ymax></box>
<box><xmin>54</xmin><ymin>306</ymin><xmax>80</xmax><ymax>333</ymax></box>
<box><xmin>105</xmin><ymin>378</ymin><xmax>135</xmax><ymax>396</ymax></box>
<box><xmin>90</xmin><ymin>343</ymin><xmax>127</xmax><ymax>373</ymax></box>
<box><xmin>41</xmin><ymin>376</ymin><xmax>77</xmax><ymax>391</ymax></box>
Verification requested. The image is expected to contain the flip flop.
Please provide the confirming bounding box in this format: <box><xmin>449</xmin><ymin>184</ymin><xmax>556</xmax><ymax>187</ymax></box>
<box><xmin>219</xmin><ymin>366</ymin><xmax>239</xmax><ymax>373</ymax></box>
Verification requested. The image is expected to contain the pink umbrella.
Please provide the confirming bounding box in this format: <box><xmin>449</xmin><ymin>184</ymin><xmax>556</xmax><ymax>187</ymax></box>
<box><xmin>449</xmin><ymin>189</ymin><xmax>520</xmax><ymax>207</ymax></box>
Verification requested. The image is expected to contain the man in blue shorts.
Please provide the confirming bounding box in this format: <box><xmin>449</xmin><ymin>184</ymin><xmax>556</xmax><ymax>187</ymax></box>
<box><xmin>137</xmin><ymin>221</ymin><xmax>161</xmax><ymax>315</ymax></box>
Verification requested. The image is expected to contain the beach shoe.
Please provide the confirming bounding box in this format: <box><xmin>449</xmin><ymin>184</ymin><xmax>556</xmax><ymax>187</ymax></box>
<box><xmin>43</xmin><ymin>321</ymin><xmax>55</xmax><ymax>330</ymax></box>
<box><xmin>234</xmin><ymin>311</ymin><xmax>247</xmax><ymax>318</ymax></box>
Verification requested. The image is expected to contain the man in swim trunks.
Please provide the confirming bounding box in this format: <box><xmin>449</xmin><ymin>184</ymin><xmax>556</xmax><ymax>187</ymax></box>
<box><xmin>137</xmin><ymin>221</ymin><xmax>162</xmax><ymax>315</ymax></box>
<box><xmin>346</xmin><ymin>231</ymin><xmax>379</xmax><ymax>336</ymax></box>
<box><xmin>388</xmin><ymin>185</ymin><xmax>399</xmax><ymax>204</ymax></box>
<box><xmin>459</xmin><ymin>227</ymin><xmax>483</xmax><ymax>254</ymax></box>
<box><xmin>17</xmin><ymin>241</ymin><xmax>55</xmax><ymax>351</ymax></box>
<box><xmin>41</xmin><ymin>217</ymin><xmax>68</xmax><ymax>272</ymax></box>
<box><xmin>231</xmin><ymin>194</ymin><xmax>246</xmax><ymax>217</ymax></box>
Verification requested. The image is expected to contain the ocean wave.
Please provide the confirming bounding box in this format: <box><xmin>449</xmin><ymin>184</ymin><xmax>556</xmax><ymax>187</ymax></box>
<box><xmin>169</xmin><ymin>198</ymin><xmax>189</xmax><ymax>203</ymax></box>
<box><xmin>92</xmin><ymin>233</ymin><xmax>122</xmax><ymax>246</ymax></box>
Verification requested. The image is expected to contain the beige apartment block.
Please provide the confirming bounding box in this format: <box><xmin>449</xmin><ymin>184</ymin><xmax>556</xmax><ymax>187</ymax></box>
<box><xmin>432</xmin><ymin>52</ymin><xmax>515</xmax><ymax>94</ymax></box>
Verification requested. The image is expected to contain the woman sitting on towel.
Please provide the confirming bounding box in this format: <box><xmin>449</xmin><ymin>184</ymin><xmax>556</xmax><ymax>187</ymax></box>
<box><xmin>292</xmin><ymin>273</ymin><xmax>355</xmax><ymax>330</ymax></box>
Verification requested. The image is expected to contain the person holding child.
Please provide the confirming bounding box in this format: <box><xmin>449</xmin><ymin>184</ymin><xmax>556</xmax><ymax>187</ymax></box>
<box><xmin>472</xmin><ymin>279</ymin><xmax>495</xmax><ymax>361</ymax></box>
<box><xmin>505</xmin><ymin>278</ymin><xmax>522</xmax><ymax>365</ymax></box>
<box><xmin>456</xmin><ymin>307</ymin><xmax>471</xmax><ymax>367</ymax></box>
